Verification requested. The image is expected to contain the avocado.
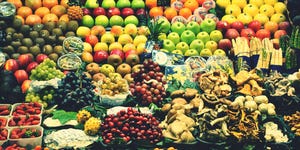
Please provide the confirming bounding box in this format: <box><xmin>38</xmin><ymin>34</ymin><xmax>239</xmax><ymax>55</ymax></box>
<box><xmin>12</xmin><ymin>18</ymin><xmax>22</xmax><ymax>30</ymax></box>
<box><xmin>44</xmin><ymin>21</ymin><xmax>56</xmax><ymax>31</ymax></box>
<box><xmin>58</xmin><ymin>36</ymin><xmax>66</xmax><ymax>44</ymax></box>
<box><xmin>22</xmin><ymin>38</ymin><xmax>33</xmax><ymax>48</ymax></box>
<box><xmin>11</xmin><ymin>41</ymin><xmax>22</xmax><ymax>49</ymax></box>
<box><xmin>5</xmin><ymin>27</ymin><xmax>16</xmax><ymax>35</ymax></box>
<box><xmin>46</xmin><ymin>35</ymin><xmax>57</xmax><ymax>45</ymax></box>
<box><xmin>293</xmin><ymin>15</ymin><xmax>300</xmax><ymax>26</ymax></box>
<box><xmin>29</xmin><ymin>31</ymin><xmax>39</xmax><ymax>39</ymax></box>
<box><xmin>20</xmin><ymin>25</ymin><xmax>31</xmax><ymax>35</ymax></box>
<box><xmin>43</xmin><ymin>44</ymin><xmax>53</xmax><ymax>55</ymax></box>
<box><xmin>5</xmin><ymin>35</ymin><xmax>12</xmax><ymax>43</ymax></box>
<box><xmin>17</xmin><ymin>46</ymin><xmax>29</xmax><ymax>54</ymax></box>
<box><xmin>11</xmin><ymin>53</ymin><xmax>20</xmax><ymax>59</ymax></box>
<box><xmin>67</xmin><ymin>20</ymin><xmax>79</xmax><ymax>32</ymax></box>
<box><xmin>33</xmin><ymin>23</ymin><xmax>44</xmax><ymax>32</ymax></box>
<box><xmin>29</xmin><ymin>45</ymin><xmax>41</xmax><ymax>56</ymax></box>
<box><xmin>12</xmin><ymin>33</ymin><xmax>23</xmax><ymax>41</ymax></box>
<box><xmin>39</xmin><ymin>30</ymin><xmax>50</xmax><ymax>38</ymax></box>
<box><xmin>65</xmin><ymin>31</ymin><xmax>75</xmax><ymax>37</ymax></box>
<box><xmin>0</xmin><ymin>20</ymin><xmax>7</xmax><ymax>29</ymax></box>
<box><xmin>2</xmin><ymin>45</ymin><xmax>15</xmax><ymax>55</ymax></box>
<box><xmin>35</xmin><ymin>38</ymin><xmax>45</xmax><ymax>47</ymax></box>
<box><xmin>48</xmin><ymin>53</ymin><xmax>59</xmax><ymax>62</ymax></box>
<box><xmin>57</xmin><ymin>21</ymin><xmax>67</xmax><ymax>33</ymax></box>
<box><xmin>53</xmin><ymin>45</ymin><xmax>64</xmax><ymax>56</ymax></box>
<box><xmin>52</xmin><ymin>28</ymin><xmax>63</xmax><ymax>37</ymax></box>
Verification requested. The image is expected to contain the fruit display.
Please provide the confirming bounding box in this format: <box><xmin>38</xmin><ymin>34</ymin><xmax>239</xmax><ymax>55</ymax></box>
<box><xmin>0</xmin><ymin>0</ymin><xmax>300</xmax><ymax>149</ymax></box>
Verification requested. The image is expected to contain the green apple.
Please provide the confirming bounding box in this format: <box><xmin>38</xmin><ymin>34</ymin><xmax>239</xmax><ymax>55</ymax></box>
<box><xmin>116</xmin><ymin>0</ymin><xmax>131</xmax><ymax>8</ymax></box>
<box><xmin>124</xmin><ymin>15</ymin><xmax>139</xmax><ymax>26</ymax></box>
<box><xmin>189</xmin><ymin>39</ymin><xmax>204</xmax><ymax>53</ymax></box>
<box><xmin>110</xmin><ymin>15</ymin><xmax>124</xmax><ymax>26</ymax></box>
<box><xmin>209</xmin><ymin>30</ymin><xmax>223</xmax><ymax>42</ymax></box>
<box><xmin>82</xmin><ymin>15</ymin><xmax>94</xmax><ymax>28</ymax></box>
<box><xmin>180</xmin><ymin>30</ymin><xmax>195</xmax><ymax>45</ymax></box>
<box><xmin>176</xmin><ymin>42</ymin><xmax>189</xmax><ymax>53</ymax></box>
<box><xmin>157</xmin><ymin>18</ymin><xmax>171</xmax><ymax>33</ymax></box>
<box><xmin>85</xmin><ymin>0</ymin><xmax>99</xmax><ymax>8</ymax></box>
<box><xmin>200</xmin><ymin>18</ymin><xmax>216</xmax><ymax>33</ymax></box>
<box><xmin>101</xmin><ymin>33</ymin><xmax>115</xmax><ymax>44</ymax></box>
<box><xmin>167</xmin><ymin>32</ymin><xmax>180</xmax><ymax>45</ymax></box>
<box><xmin>160</xmin><ymin>49</ymin><xmax>169</xmax><ymax>53</ymax></box>
<box><xmin>205</xmin><ymin>40</ymin><xmax>218</xmax><ymax>53</ymax></box>
<box><xmin>131</xmin><ymin>0</ymin><xmax>145</xmax><ymax>9</ymax></box>
<box><xmin>200</xmin><ymin>48</ymin><xmax>213</xmax><ymax>57</ymax></box>
<box><xmin>95</xmin><ymin>15</ymin><xmax>109</xmax><ymax>27</ymax></box>
<box><xmin>213</xmin><ymin>49</ymin><xmax>227</xmax><ymax>56</ymax></box>
<box><xmin>163</xmin><ymin>39</ymin><xmax>175</xmax><ymax>52</ymax></box>
<box><xmin>171</xmin><ymin>22</ymin><xmax>186</xmax><ymax>35</ymax></box>
<box><xmin>186</xmin><ymin>21</ymin><xmax>200</xmax><ymax>34</ymax></box>
<box><xmin>184</xmin><ymin>49</ymin><xmax>199</xmax><ymax>56</ymax></box>
<box><xmin>102</xmin><ymin>0</ymin><xmax>115</xmax><ymax>9</ymax></box>
<box><xmin>158</xmin><ymin>33</ymin><xmax>167</xmax><ymax>40</ymax></box>
<box><xmin>172</xmin><ymin>49</ymin><xmax>183</xmax><ymax>55</ymax></box>
<box><xmin>197</xmin><ymin>32</ymin><xmax>210</xmax><ymax>44</ymax></box>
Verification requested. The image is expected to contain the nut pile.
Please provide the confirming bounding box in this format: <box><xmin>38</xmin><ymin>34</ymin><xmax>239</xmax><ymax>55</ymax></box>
<box><xmin>284</xmin><ymin>111</ymin><xmax>300</xmax><ymax>136</ymax></box>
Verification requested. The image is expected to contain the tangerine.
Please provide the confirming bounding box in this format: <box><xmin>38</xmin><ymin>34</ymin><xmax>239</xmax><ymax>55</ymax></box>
<box><xmin>17</xmin><ymin>6</ymin><xmax>33</xmax><ymax>19</ymax></box>
<box><xmin>164</xmin><ymin>7</ymin><xmax>177</xmax><ymax>21</ymax></box>
<box><xmin>42</xmin><ymin>13</ymin><xmax>58</xmax><ymax>23</ymax></box>
<box><xmin>179</xmin><ymin>8</ymin><xmax>192</xmax><ymax>19</ymax></box>
<box><xmin>146</xmin><ymin>0</ymin><xmax>157</xmax><ymax>9</ymax></box>
<box><xmin>51</xmin><ymin>5</ymin><xmax>67</xmax><ymax>17</ymax></box>
<box><xmin>7</xmin><ymin>0</ymin><xmax>22</xmax><ymax>9</ymax></box>
<box><xmin>60</xmin><ymin>0</ymin><xmax>69</xmax><ymax>8</ymax></box>
<box><xmin>184</xmin><ymin>0</ymin><xmax>199</xmax><ymax>12</ymax></box>
<box><xmin>42</xmin><ymin>0</ymin><xmax>58</xmax><ymax>9</ymax></box>
<box><xmin>149</xmin><ymin>7</ymin><xmax>163</xmax><ymax>18</ymax></box>
<box><xmin>59</xmin><ymin>14</ymin><xmax>69</xmax><ymax>22</ymax></box>
<box><xmin>35</xmin><ymin>7</ymin><xmax>50</xmax><ymax>18</ymax></box>
<box><xmin>25</xmin><ymin>0</ymin><xmax>42</xmax><ymax>10</ymax></box>
<box><xmin>25</xmin><ymin>14</ymin><xmax>42</xmax><ymax>26</ymax></box>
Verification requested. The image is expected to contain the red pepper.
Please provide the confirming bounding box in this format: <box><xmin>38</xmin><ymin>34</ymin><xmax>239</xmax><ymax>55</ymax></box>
<box><xmin>0</xmin><ymin>110</ymin><xmax>9</xmax><ymax>115</ymax></box>
<box><xmin>31</xmin><ymin>120</ymin><xmax>40</xmax><ymax>125</ymax></box>
<box><xmin>0</xmin><ymin>105</ymin><xmax>8</xmax><ymax>111</ymax></box>
<box><xmin>16</xmin><ymin>110</ymin><xmax>25</xmax><ymax>115</ymax></box>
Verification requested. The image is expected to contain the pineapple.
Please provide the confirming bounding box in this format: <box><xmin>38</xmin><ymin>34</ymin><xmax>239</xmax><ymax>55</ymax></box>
<box><xmin>84</xmin><ymin>117</ymin><xmax>101</xmax><ymax>136</ymax></box>
<box><xmin>67</xmin><ymin>0</ymin><xmax>83</xmax><ymax>20</ymax></box>
<box><xmin>77</xmin><ymin>109</ymin><xmax>91</xmax><ymax>123</ymax></box>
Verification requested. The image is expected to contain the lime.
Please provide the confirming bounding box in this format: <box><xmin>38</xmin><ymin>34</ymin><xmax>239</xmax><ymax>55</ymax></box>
<box><xmin>82</xmin><ymin>15</ymin><xmax>94</xmax><ymax>28</ymax></box>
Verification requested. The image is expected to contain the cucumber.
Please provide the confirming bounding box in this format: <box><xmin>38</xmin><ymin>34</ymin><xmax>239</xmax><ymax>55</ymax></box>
<box><xmin>294</xmin><ymin>26</ymin><xmax>300</xmax><ymax>49</ymax></box>
<box><xmin>290</xmin><ymin>26</ymin><xmax>296</xmax><ymax>48</ymax></box>
<box><xmin>280</xmin><ymin>35</ymin><xmax>289</xmax><ymax>54</ymax></box>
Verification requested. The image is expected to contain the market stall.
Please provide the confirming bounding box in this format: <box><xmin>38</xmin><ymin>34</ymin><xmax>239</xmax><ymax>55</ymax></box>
<box><xmin>0</xmin><ymin>0</ymin><xmax>300</xmax><ymax>149</ymax></box>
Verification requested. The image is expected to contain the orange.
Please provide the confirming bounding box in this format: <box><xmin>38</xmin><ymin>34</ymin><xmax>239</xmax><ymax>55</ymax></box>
<box><xmin>50</xmin><ymin>5</ymin><xmax>67</xmax><ymax>17</ymax></box>
<box><xmin>7</xmin><ymin>0</ymin><xmax>23</xmax><ymax>9</ymax></box>
<box><xmin>184</xmin><ymin>0</ymin><xmax>199</xmax><ymax>12</ymax></box>
<box><xmin>15</xmin><ymin>15</ymin><xmax>25</xmax><ymax>24</ymax></box>
<box><xmin>17</xmin><ymin>7</ymin><xmax>33</xmax><ymax>19</ymax></box>
<box><xmin>179</xmin><ymin>8</ymin><xmax>192</xmax><ymax>19</ymax></box>
<box><xmin>146</xmin><ymin>0</ymin><xmax>157</xmax><ymax>9</ymax></box>
<box><xmin>264</xmin><ymin>21</ymin><xmax>278</xmax><ymax>33</ymax></box>
<box><xmin>25</xmin><ymin>14</ymin><xmax>42</xmax><ymax>26</ymax></box>
<box><xmin>60</xmin><ymin>0</ymin><xmax>69</xmax><ymax>8</ymax></box>
<box><xmin>42</xmin><ymin>0</ymin><xmax>58</xmax><ymax>9</ymax></box>
<box><xmin>25</xmin><ymin>0</ymin><xmax>42</xmax><ymax>10</ymax></box>
<box><xmin>59</xmin><ymin>14</ymin><xmax>69</xmax><ymax>22</ymax></box>
<box><xmin>42</xmin><ymin>13</ymin><xmax>58</xmax><ymax>23</ymax></box>
<box><xmin>149</xmin><ymin>7</ymin><xmax>163</xmax><ymax>18</ymax></box>
<box><xmin>164</xmin><ymin>7</ymin><xmax>177</xmax><ymax>21</ymax></box>
<box><xmin>35</xmin><ymin>7</ymin><xmax>50</xmax><ymax>18</ymax></box>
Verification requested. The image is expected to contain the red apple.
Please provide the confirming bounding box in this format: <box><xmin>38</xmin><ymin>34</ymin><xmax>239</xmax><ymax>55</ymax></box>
<box><xmin>21</xmin><ymin>79</ymin><xmax>31</xmax><ymax>93</ymax></box>
<box><xmin>121</xmin><ymin>7</ymin><xmax>134</xmax><ymax>18</ymax></box>
<box><xmin>225</xmin><ymin>28</ymin><xmax>240</xmax><ymax>39</ymax></box>
<box><xmin>82</xmin><ymin>8</ymin><xmax>91</xmax><ymax>15</ymax></box>
<box><xmin>278</xmin><ymin>21</ymin><xmax>290</xmax><ymax>30</ymax></box>
<box><xmin>35</xmin><ymin>54</ymin><xmax>48</xmax><ymax>64</ymax></box>
<box><xmin>85</xmin><ymin>35</ymin><xmax>99</xmax><ymax>46</ymax></box>
<box><xmin>241</xmin><ymin>28</ymin><xmax>255</xmax><ymax>39</ymax></box>
<box><xmin>110</xmin><ymin>49</ymin><xmax>124</xmax><ymax>60</ymax></box>
<box><xmin>107</xmin><ymin>7</ymin><xmax>121</xmax><ymax>18</ymax></box>
<box><xmin>218</xmin><ymin>39</ymin><xmax>232</xmax><ymax>52</ymax></box>
<box><xmin>26</xmin><ymin>62</ymin><xmax>38</xmax><ymax>73</ymax></box>
<box><xmin>256</xmin><ymin>29</ymin><xmax>271</xmax><ymax>40</ymax></box>
<box><xmin>14</xmin><ymin>70</ymin><xmax>28</xmax><ymax>84</ymax></box>
<box><xmin>63</xmin><ymin>70</ymin><xmax>70</xmax><ymax>75</ymax></box>
<box><xmin>93</xmin><ymin>50</ymin><xmax>109</xmax><ymax>63</ymax></box>
<box><xmin>248</xmin><ymin>20</ymin><xmax>261</xmax><ymax>32</ymax></box>
<box><xmin>4</xmin><ymin>59</ymin><xmax>19</xmax><ymax>72</ymax></box>
<box><xmin>135</xmin><ymin>8</ymin><xmax>146</xmax><ymax>16</ymax></box>
<box><xmin>125</xmin><ymin>49</ymin><xmax>137</xmax><ymax>58</ymax></box>
<box><xmin>274</xmin><ymin>30</ymin><xmax>287</xmax><ymax>39</ymax></box>
<box><xmin>18</xmin><ymin>54</ymin><xmax>32</xmax><ymax>68</ymax></box>
<box><xmin>231</xmin><ymin>21</ymin><xmax>244</xmax><ymax>32</ymax></box>
<box><xmin>216</xmin><ymin>21</ymin><xmax>230</xmax><ymax>32</ymax></box>
<box><xmin>93</xmin><ymin>7</ymin><xmax>106</xmax><ymax>16</ymax></box>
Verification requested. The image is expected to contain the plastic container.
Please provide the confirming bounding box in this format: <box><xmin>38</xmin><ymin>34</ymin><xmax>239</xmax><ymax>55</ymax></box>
<box><xmin>0</xmin><ymin>104</ymin><xmax>11</xmax><ymax>116</ymax></box>
<box><xmin>0</xmin><ymin>116</ymin><xmax>8</xmax><ymax>128</ymax></box>
<box><xmin>100</xmin><ymin>92</ymin><xmax>130</xmax><ymax>106</ymax></box>
<box><xmin>11</xmin><ymin>103</ymin><xmax>43</xmax><ymax>116</ymax></box>
<box><xmin>0</xmin><ymin>2</ymin><xmax>16</xmax><ymax>21</ymax></box>
<box><xmin>57</xmin><ymin>53</ymin><xmax>82</xmax><ymax>71</ymax></box>
<box><xmin>7</xmin><ymin>115</ymin><xmax>41</xmax><ymax>127</ymax></box>
<box><xmin>9</xmin><ymin>126</ymin><xmax>43</xmax><ymax>147</ymax></box>
<box><xmin>62</xmin><ymin>36</ymin><xmax>84</xmax><ymax>55</ymax></box>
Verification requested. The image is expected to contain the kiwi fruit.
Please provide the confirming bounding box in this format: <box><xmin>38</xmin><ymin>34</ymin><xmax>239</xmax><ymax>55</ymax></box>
<box><xmin>5</xmin><ymin>27</ymin><xmax>16</xmax><ymax>35</ymax></box>
<box><xmin>2</xmin><ymin>45</ymin><xmax>15</xmax><ymax>55</ymax></box>
<box><xmin>29</xmin><ymin>45</ymin><xmax>41</xmax><ymax>56</ymax></box>
<box><xmin>5</xmin><ymin>35</ymin><xmax>12</xmax><ymax>43</ymax></box>
<box><xmin>53</xmin><ymin>45</ymin><xmax>64</xmax><ymax>56</ymax></box>
<box><xmin>65</xmin><ymin>31</ymin><xmax>75</xmax><ymax>37</ymax></box>
<box><xmin>22</xmin><ymin>38</ymin><xmax>33</xmax><ymax>47</ymax></box>
<box><xmin>20</xmin><ymin>25</ymin><xmax>31</xmax><ymax>35</ymax></box>
<box><xmin>29</xmin><ymin>31</ymin><xmax>39</xmax><ymax>39</ymax></box>
<box><xmin>35</xmin><ymin>38</ymin><xmax>45</xmax><ymax>47</ymax></box>
<box><xmin>17</xmin><ymin>46</ymin><xmax>29</xmax><ymax>54</ymax></box>
<box><xmin>48</xmin><ymin>53</ymin><xmax>59</xmax><ymax>62</ymax></box>
<box><xmin>67</xmin><ymin>20</ymin><xmax>79</xmax><ymax>32</ymax></box>
<box><xmin>11</xmin><ymin>53</ymin><xmax>20</xmax><ymax>59</ymax></box>
<box><xmin>33</xmin><ymin>23</ymin><xmax>44</xmax><ymax>32</ymax></box>
<box><xmin>58</xmin><ymin>36</ymin><xmax>66</xmax><ymax>44</ymax></box>
<box><xmin>44</xmin><ymin>21</ymin><xmax>56</xmax><ymax>31</ymax></box>
<box><xmin>40</xmin><ymin>30</ymin><xmax>50</xmax><ymax>38</ymax></box>
<box><xmin>57</xmin><ymin>21</ymin><xmax>67</xmax><ymax>33</ymax></box>
<box><xmin>12</xmin><ymin>18</ymin><xmax>22</xmax><ymax>29</ymax></box>
<box><xmin>52</xmin><ymin>28</ymin><xmax>63</xmax><ymax>37</ymax></box>
<box><xmin>11</xmin><ymin>41</ymin><xmax>22</xmax><ymax>49</ymax></box>
<box><xmin>43</xmin><ymin>45</ymin><xmax>53</xmax><ymax>55</ymax></box>
<box><xmin>46</xmin><ymin>35</ymin><xmax>57</xmax><ymax>45</ymax></box>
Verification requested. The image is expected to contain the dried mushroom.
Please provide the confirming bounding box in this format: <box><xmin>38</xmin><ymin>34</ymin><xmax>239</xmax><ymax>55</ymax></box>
<box><xmin>233</xmin><ymin>70</ymin><xmax>264</xmax><ymax>96</ymax></box>
<box><xmin>170</xmin><ymin>90</ymin><xmax>185</xmax><ymax>99</ymax></box>
<box><xmin>284</xmin><ymin>111</ymin><xmax>300</xmax><ymax>136</ymax></box>
<box><xmin>265</xmin><ymin>72</ymin><xmax>295</xmax><ymax>96</ymax></box>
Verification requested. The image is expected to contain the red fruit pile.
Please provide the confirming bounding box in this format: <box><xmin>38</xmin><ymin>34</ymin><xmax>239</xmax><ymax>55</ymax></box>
<box><xmin>0</xmin><ymin>105</ymin><xmax>10</xmax><ymax>116</ymax></box>
<box><xmin>8</xmin><ymin>116</ymin><xmax>40</xmax><ymax>127</ymax></box>
<box><xmin>0</xmin><ymin>128</ymin><xmax>8</xmax><ymax>141</ymax></box>
<box><xmin>0</xmin><ymin>118</ymin><xmax>7</xmax><ymax>128</ymax></box>
<box><xmin>130</xmin><ymin>59</ymin><xmax>167</xmax><ymax>105</ymax></box>
<box><xmin>12</xmin><ymin>102</ymin><xmax>42</xmax><ymax>116</ymax></box>
<box><xmin>100</xmin><ymin>108</ymin><xmax>162</xmax><ymax>145</ymax></box>
<box><xmin>10</xmin><ymin>128</ymin><xmax>41</xmax><ymax>139</ymax></box>
<box><xmin>2</xmin><ymin>144</ymin><xmax>26</xmax><ymax>150</ymax></box>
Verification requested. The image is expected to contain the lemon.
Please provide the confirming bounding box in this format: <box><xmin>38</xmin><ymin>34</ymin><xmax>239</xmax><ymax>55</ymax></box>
<box><xmin>225</xmin><ymin>4</ymin><xmax>241</xmax><ymax>17</ymax></box>
<box><xmin>94</xmin><ymin>42</ymin><xmax>108</xmax><ymax>52</ymax></box>
<box><xmin>109</xmin><ymin>42</ymin><xmax>123</xmax><ymax>51</ymax></box>
<box><xmin>76</xmin><ymin>26</ymin><xmax>91</xmax><ymax>38</ymax></box>
<box><xmin>259</xmin><ymin>4</ymin><xmax>275</xmax><ymax>17</ymax></box>
<box><xmin>249</xmin><ymin>0</ymin><xmax>264</xmax><ymax>8</ymax></box>
<box><xmin>216</xmin><ymin>0</ymin><xmax>231</xmax><ymax>8</ymax></box>
<box><xmin>274</xmin><ymin>2</ymin><xmax>287</xmax><ymax>13</ymax></box>
<box><xmin>232</xmin><ymin>0</ymin><xmax>247</xmax><ymax>8</ymax></box>
<box><xmin>237</xmin><ymin>13</ymin><xmax>253</xmax><ymax>25</ymax></box>
<box><xmin>222</xmin><ymin>15</ymin><xmax>237</xmax><ymax>24</ymax></box>
<box><xmin>254</xmin><ymin>13</ymin><xmax>269</xmax><ymax>25</ymax></box>
<box><xmin>83</xmin><ymin>42</ymin><xmax>93</xmax><ymax>53</ymax></box>
<box><xmin>136</xmin><ymin>43</ymin><xmax>146</xmax><ymax>55</ymax></box>
<box><xmin>123</xmin><ymin>43</ymin><xmax>136</xmax><ymax>53</ymax></box>
<box><xmin>270</xmin><ymin>13</ymin><xmax>286</xmax><ymax>23</ymax></box>
<box><xmin>243</xmin><ymin>4</ymin><xmax>259</xmax><ymax>17</ymax></box>
<box><xmin>264</xmin><ymin>0</ymin><xmax>278</xmax><ymax>6</ymax></box>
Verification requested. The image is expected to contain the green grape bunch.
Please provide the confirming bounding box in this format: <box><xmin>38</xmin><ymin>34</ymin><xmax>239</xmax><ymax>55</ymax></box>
<box><xmin>30</xmin><ymin>59</ymin><xmax>65</xmax><ymax>81</ymax></box>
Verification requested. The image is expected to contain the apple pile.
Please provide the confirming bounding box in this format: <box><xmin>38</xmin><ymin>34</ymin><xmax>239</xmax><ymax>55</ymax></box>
<box><xmin>0</xmin><ymin>118</ymin><xmax>7</xmax><ymax>128</ymax></box>
<box><xmin>10</xmin><ymin>127</ymin><xmax>42</xmax><ymax>139</ymax></box>
<box><xmin>0</xmin><ymin>128</ymin><xmax>8</xmax><ymax>141</ymax></box>
<box><xmin>11</xmin><ymin>102</ymin><xmax>42</xmax><ymax>116</ymax></box>
<box><xmin>82</xmin><ymin>0</ymin><xmax>146</xmax><ymax>27</ymax></box>
<box><xmin>0</xmin><ymin>105</ymin><xmax>10</xmax><ymax>116</ymax></box>
<box><xmin>8</xmin><ymin>115</ymin><xmax>40</xmax><ymax>127</ymax></box>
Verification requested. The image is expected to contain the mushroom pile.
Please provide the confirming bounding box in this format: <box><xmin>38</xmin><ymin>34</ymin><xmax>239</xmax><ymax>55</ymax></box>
<box><xmin>265</xmin><ymin>72</ymin><xmax>295</xmax><ymax>97</ymax></box>
<box><xmin>232</xmin><ymin>69</ymin><xmax>264</xmax><ymax>96</ymax></box>
<box><xmin>263</xmin><ymin>122</ymin><xmax>289</xmax><ymax>143</ymax></box>
<box><xmin>198</xmin><ymin>70</ymin><xmax>232</xmax><ymax>97</ymax></box>
<box><xmin>284</xmin><ymin>111</ymin><xmax>300</xmax><ymax>136</ymax></box>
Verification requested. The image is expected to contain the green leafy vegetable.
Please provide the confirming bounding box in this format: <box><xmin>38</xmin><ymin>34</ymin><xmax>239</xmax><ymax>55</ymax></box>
<box><xmin>52</xmin><ymin>110</ymin><xmax>77</xmax><ymax>124</ymax></box>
